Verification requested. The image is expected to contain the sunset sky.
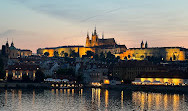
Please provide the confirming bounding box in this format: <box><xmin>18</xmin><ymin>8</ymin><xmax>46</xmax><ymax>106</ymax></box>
<box><xmin>0</xmin><ymin>0</ymin><xmax>188</xmax><ymax>53</ymax></box>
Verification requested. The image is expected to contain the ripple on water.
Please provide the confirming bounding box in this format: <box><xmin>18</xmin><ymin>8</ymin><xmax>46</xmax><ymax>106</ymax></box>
<box><xmin>0</xmin><ymin>89</ymin><xmax>188</xmax><ymax>111</ymax></box>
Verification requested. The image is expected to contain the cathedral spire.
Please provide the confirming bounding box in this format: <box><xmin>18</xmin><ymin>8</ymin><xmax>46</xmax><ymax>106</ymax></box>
<box><xmin>6</xmin><ymin>38</ymin><xmax>9</xmax><ymax>47</ymax></box>
<box><xmin>141</xmin><ymin>40</ymin><xmax>144</xmax><ymax>48</ymax></box>
<box><xmin>11</xmin><ymin>38</ymin><xmax>14</xmax><ymax>47</ymax></box>
<box><xmin>145</xmin><ymin>41</ymin><xmax>148</xmax><ymax>48</ymax></box>
<box><xmin>94</xmin><ymin>26</ymin><xmax>97</xmax><ymax>35</ymax></box>
<box><xmin>87</xmin><ymin>32</ymin><xmax>89</xmax><ymax>38</ymax></box>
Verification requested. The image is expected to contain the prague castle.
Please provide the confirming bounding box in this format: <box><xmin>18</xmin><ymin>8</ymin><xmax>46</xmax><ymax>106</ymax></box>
<box><xmin>86</xmin><ymin>27</ymin><xmax>117</xmax><ymax>47</ymax></box>
<box><xmin>37</xmin><ymin>27</ymin><xmax>188</xmax><ymax>61</ymax></box>
<box><xmin>37</xmin><ymin>27</ymin><xmax>127</xmax><ymax>57</ymax></box>
<box><xmin>116</xmin><ymin>41</ymin><xmax>187</xmax><ymax>61</ymax></box>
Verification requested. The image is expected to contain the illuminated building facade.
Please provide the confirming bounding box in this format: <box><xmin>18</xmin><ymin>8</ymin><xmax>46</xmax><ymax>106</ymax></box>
<box><xmin>37</xmin><ymin>46</ymin><xmax>94</xmax><ymax>57</ymax></box>
<box><xmin>37</xmin><ymin>29</ymin><xmax>187</xmax><ymax>61</ymax></box>
<box><xmin>86</xmin><ymin>27</ymin><xmax>117</xmax><ymax>47</ymax></box>
<box><xmin>112</xmin><ymin>61</ymin><xmax>162</xmax><ymax>81</ymax></box>
<box><xmin>132</xmin><ymin>78</ymin><xmax>188</xmax><ymax>85</ymax></box>
<box><xmin>116</xmin><ymin>41</ymin><xmax>186</xmax><ymax>61</ymax></box>
<box><xmin>1</xmin><ymin>40</ymin><xmax>32</xmax><ymax>58</ymax></box>
<box><xmin>37</xmin><ymin>28</ymin><xmax>127</xmax><ymax>57</ymax></box>
<box><xmin>5</xmin><ymin>64</ymin><xmax>40</xmax><ymax>81</ymax></box>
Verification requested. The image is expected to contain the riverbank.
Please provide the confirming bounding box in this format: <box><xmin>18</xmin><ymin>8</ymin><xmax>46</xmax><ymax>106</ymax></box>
<box><xmin>1</xmin><ymin>83</ymin><xmax>188</xmax><ymax>93</ymax></box>
<box><xmin>0</xmin><ymin>82</ymin><xmax>51</xmax><ymax>89</ymax></box>
<box><xmin>102</xmin><ymin>85</ymin><xmax>188</xmax><ymax>93</ymax></box>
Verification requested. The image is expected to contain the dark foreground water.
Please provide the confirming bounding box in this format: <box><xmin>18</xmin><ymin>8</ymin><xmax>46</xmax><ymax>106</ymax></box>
<box><xmin>0</xmin><ymin>88</ymin><xmax>188</xmax><ymax>111</ymax></box>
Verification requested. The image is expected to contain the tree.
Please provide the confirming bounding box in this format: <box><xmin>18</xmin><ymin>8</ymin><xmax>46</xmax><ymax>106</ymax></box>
<box><xmin>99</xmin><ymin>52</ymin><xmax>105</xmax><ymax>60</ymax></box>
<box><xmin>124</xmin><ymin>56</ymin><xmax>127</xmax><ymax>60</ymax></box>
<box><xmin>128</xmin><ymin>55</ymin><xmax>131</xmax><ymax>58</ymax></box>
<box><xmin>60</xmin><ymin>51</ymin><xmax>64</xmax><ymax>57</ymax></box>
<box><xmin>7</xmin><ymin>74</ymin><xmax>13</xmax><ymax>82</ymax></box>
<box><xmin>170</xmin><ymin>57</ymin><xmax>173</xmax><ymax>61</ymax></box>
<box><xmin>22</xmin><ymin>74</ymin><xmax>30</xmax><ymax>82</ymax></box>
<box><xmin>173</xmin><ymin>55</ymin><xmax>176</xmax><ymax>61</ymax></box>
<box><xmin>35</xmin><ymin>70</ymin><xmax>45</xmax><ymax>82</ymax></box>
<box><xmin>44</xmin><ymin>52</ymin><xmax>49</xmax><ymax>57</ymax></box>
<box><xmin>116</xmin><ymin>56</ymin><xmax>120</xmax><ymax>60</ymax></box>
<box><xmin>86</xmin><ymin>51</ymin><xmax>94</xmax><ymax>57</ymax></box>
<box><xmin>93</xmin><ymin>54</ymin><xmax>99</xmax><ymax>60</ymax></box>
<box><xmin>140</xmin><ymin>55</ymin><xmax>144</xmax><ymax>58</ymax></box>
<box><xmin>76</xmin><ymin>75</ymin><xmax>83</xmax><ymax>84</ymax></box>
<box><xmin>55</xmin><ymin>68</ymin><xmax>75</xmax><ymax>79</ymax></box>
<box><xmin>64</xmin><ymin>53</ymin><xmax>68</xmax><ymax>58</ymax></box>
<box><xmin>54</xmin><ymin>51</ymin><xmax>59</xmax><ymax>57</ymax></box>
<box><xmin>0</xmin><ymin>57</ymin><xmax>5</xmax><ymax>79</ymax></box>
<box><xmin>70</xmin><ymin>50</ymin><xmax>78</xmax><ymax>58</ymax></box>
<box><xmin>107</xmin><ymin>51</ymin><xmax>115</xmax><ymax>60</ymax></box>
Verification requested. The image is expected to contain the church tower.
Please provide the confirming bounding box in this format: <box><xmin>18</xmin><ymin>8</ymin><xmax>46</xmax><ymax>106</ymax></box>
<box><xmin>11</xmin><ymin>40</ymin><xmax>14</xmax><ymax>47</ymax></box>
<box><xmin>145</xmin><ymin>41</ymin><xmax>148</xmax><ymax>48</ymax></box>
<box><xmin>91</xmin><ymin>27</ymin><xmax>99</xmax><ymax>47</ymax></box>
<box><xmin>86</xmin><ymin>32</ymin><xmax>91</xmax><ymax>47</ymax></box>
<box><xmin>141</xmin><ymin>40</ymin><xmax>144</xmax><ymax>48</ymax></box>
<box><xmin>5</xmin><ymin>39</ymin><xmax>10</xmax><ymax>54</ymax></box>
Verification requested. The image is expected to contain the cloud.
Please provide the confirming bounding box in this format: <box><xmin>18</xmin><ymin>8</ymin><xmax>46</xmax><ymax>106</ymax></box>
<box><xmin>0</xmin><ymin>30</ymin><xmax>17</xmax><ymax>38</ymax></box>
<box><xmin>80</xmin><ymin>8</ymin><xmax>122</xmax><ymax>22</ymax></box>
<box><xmin>0</xmin><ymin>29</ymin><xmax>46</xmax><ymax>39</ymax></box>
<box><xmin>12</xmin><ymin>0</ymin><xmax>123</xmax><ymax>23</ymax></box>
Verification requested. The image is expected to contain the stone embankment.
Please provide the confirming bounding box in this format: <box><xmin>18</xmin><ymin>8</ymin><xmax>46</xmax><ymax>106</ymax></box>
<box><xmin>0</xmin><ymin>82</ymin><xmax>51</xmax><ymax>89</ymax></box>
<box><xmin>102</xmin><ymin>85</ymin><xmax>188</xmax><ymax>93</ymax></box>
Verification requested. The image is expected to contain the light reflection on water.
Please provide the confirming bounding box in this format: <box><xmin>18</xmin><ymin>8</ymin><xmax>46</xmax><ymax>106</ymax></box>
<box><xmin>0</xmin><ymin>88</ymin><xmax>188</xmax><ymax>111</ymax></box>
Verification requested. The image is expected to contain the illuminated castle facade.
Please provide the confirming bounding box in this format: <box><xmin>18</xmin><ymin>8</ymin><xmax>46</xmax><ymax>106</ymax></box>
<box><xmin>37</xmin><ymin>27</ymin><xmax>127</xmax><ymax>57</ymax></box>
<box><xmin>37</xmin><ymin>27</ymin><xmax>187</xmax><ymax>61</ymax></box>
<box><xmin>86</xmin><ymin>27</ymin><xmax>116</xmax><ymax>47</ymax></box>
<box><xmin>115</xmin><ymin>41</ymin><xmax>187</xmax><ymax>61</ymax></box>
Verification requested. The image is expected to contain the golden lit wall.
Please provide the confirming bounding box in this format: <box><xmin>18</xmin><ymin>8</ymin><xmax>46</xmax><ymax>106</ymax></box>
<box><xmin>38</xmin><ymin>47</ymin><xmax>94</xmax><ymax>57</ymax></box>
<box><xmin>165</xmin><ymin>48</ymin><xmax>185</xmax><ymax>61</ymax></box>
<box><xmin>117</xmin><ymin>48</ymin><xmax>185</xmax><ymax>61</ymax></box>
<box><xmin>78</xmin><ymin>47</ymin><xmax>94</xmax><ymax>57</ymax></box>
<box><xmin>42</xmin><ymin>49</ymin><xmax>55</xmax><ymax>57</ymax></box>
<box><xmin>20</xmin><ymin>50</ymin><xmax>32</xmax><ymax>57</ymax></box>
<box><xmin>9</xmin><ymin>49</ymin><xmax>32</xmax><ymax>58</ymax></box>
<box><xmin>140</xmin><ymin>78</ymin><xmax>184</xmax><ymax>85</ymax></box>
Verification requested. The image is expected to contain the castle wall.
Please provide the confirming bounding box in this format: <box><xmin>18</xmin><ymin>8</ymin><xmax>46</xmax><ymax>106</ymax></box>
<box><xmin>165</xmin><ymin>48</ymin><xmax>185</xmax><ymax>61</ymax></box>
<box><xmin>116</xmin><ymin>48</ymin><xmax>186</xmax><ymax>61</ymax></box>
<box><xmin>37</xmin><ymin>47</ymin><xmax>94</xmax><ymax>57</ymax></box>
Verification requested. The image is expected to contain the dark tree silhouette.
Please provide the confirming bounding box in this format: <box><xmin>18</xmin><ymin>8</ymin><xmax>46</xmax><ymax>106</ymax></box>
<box><xmin>44</xmin><ymin>52</ymin><xmax>49</xmax><ymax>57</ymax></box>
<box><xmin>86</xmin><ymin>51</ymin><xmax>94</xmax><ymax>57</ymax></box>
<box><xmin>60</xmin><ymin>51</ymin><xmax>64</xmax><ymax>57</ymax></box>
<box><xmin>99</xmin><ymin>52</ymin><xmax>105</xmax><ymax>60</ymax></box>
<box><xmin>70</xmin><ymin>50</ymin><xmax>78</xmax><ymax>58</ymax></box>
<box><xmin>0</xmin><ymin>57</ymin><xmax>5</xmax><ymax>79</ymax></box>
<box><xmin>54</xmin><ymin>51</ymin><xmax>59</xmax><ymax>57</ymax></box>
<box><xmin>64</xmin><ymin>53</ymin><xmax>68</xmax><ymax>58</ymax></box>
<box><xmin>35</xmin><ymin>70</ymin><xmax>45</xmax><ymax>82</ymax></box>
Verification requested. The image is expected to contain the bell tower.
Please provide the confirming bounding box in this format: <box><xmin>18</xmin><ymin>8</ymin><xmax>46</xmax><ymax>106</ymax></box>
<box><xmin>91</xmin><ymin>27</ymin><xmax>98</xmax><ymax>47</ymax></box>
<box><xmin>145</xmin><ymin>41</ymin><xmax>148</xmax><ymax>48</ymax></box>
<box><xmin>86</xmin><ymin>32</ymin><xmax>91</xmax><ymax>47</ymax></box>
<box><xmin>141</xmin><ymin>40</ymin><xmax>145</xmax><ymax>48</ymax></box>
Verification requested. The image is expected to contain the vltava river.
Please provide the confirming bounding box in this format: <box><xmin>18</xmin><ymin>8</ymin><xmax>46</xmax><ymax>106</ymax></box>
<box><xmin>0</xmin><ymin>88</ymin><xmax>188</xmax><ymax>111</ymax></box>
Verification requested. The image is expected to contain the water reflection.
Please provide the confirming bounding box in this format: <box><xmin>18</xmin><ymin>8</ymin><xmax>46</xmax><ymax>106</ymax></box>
<box><xmin>132</xmin><ymin>91</ymin><xmax>186</xmax><ymax>111</ymax></box>
<box><xmin>0</xmin><ymin>89</ymin><xmax>187</xmax><ymax>111</ymax></box>
<box><xmin>121</xmin><ymin>91</ymin><xmax>123</xmax><ymax>109</ymax></box>
<box><xmin>105</xmin><ymin>89</ymin><xmax>109</xmax><ymax>108</ymax></box>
